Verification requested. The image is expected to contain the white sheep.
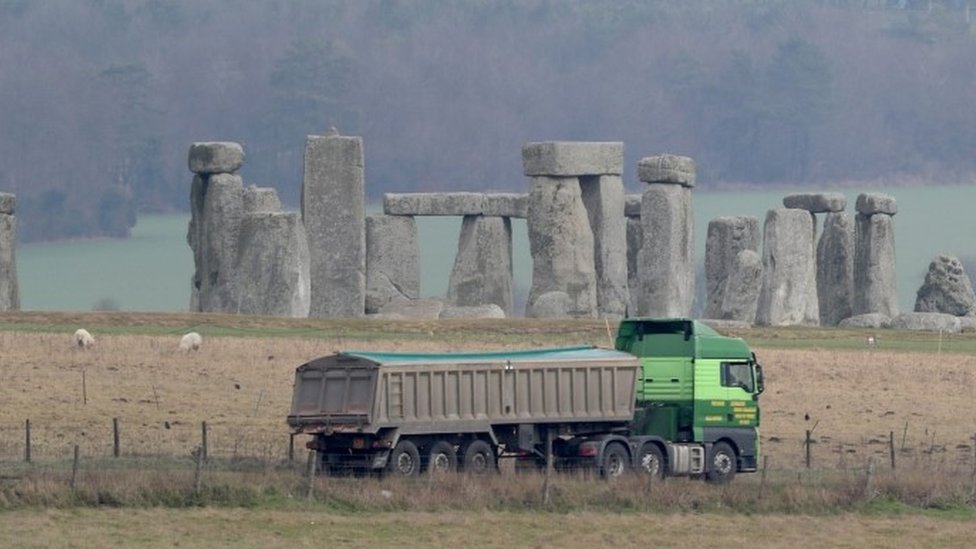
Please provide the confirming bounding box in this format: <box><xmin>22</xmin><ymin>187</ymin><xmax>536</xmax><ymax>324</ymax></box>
<box><xmin>179</xmin><ymin>332</ymin><xmax>203</xmax><ymax>352</ymax></box>
<box><xmin>74</xmin><ymin>328</ymin><xmax>94</xmax><ymax>349</ymax></box>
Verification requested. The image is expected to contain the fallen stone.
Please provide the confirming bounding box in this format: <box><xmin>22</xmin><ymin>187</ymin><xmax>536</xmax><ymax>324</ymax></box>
<box><xmin>447</xmin><ymin>215</ymin><xmax>513</xmax><ymax>315</ymax></box>
<box><xmin>783</xmin><ymin>192</ymin><xmax>846</xmax><ymax>213</ymax></box>
<box><xmin>522</xmin><ymin>142</ymin><xmax>624</xmax><ymax>177</ymax></box>
<box><xmin>188</xmin><ymin>142</ymin><xmax>245</xmax><ymax>175</ymax></box>
<box><xmin>914</xmin><ymin>255</ymin><xmax>976</xmax><ymax>316</ymax></box>
<box><xmin>199</xmin><ymin>173</ymin><xmax>244</xmax><ymax>313</ymax></box>
<box><xmin>756</xmin><ymin>208</ymin><xmax>819</xmax><ymax>326</ymax></box>
<box><xmin>365</xmin><ymin>215</ymin><xmax>420</xmax><ymax>314</ymax></box>
<box><xmin>378</xmin><ymin>298</ymin><xmax>445</xmax><ymax>320</ymax></box>
<box><xmin>889</xmin><ymin>312</ymin><xmax>961</xmax><ymax>333</ymax></box>
<box><xmin>242</xmin><ymin>186</ymin><xmax>281</xmax><ymax>213</ymax></box>
<box><xmin>439</xmin><ymin>304</ymin><xmax>506</xmax><ymax>319</ymax></box>
<box><xmin>365</xmin><ymin>312</ymin><xmax>407</xmax><ymax>321</ymax></box>
<box><xmin>526</xmin><ymin>291</ymin><xmax>572</xmax><ymax>318</ymax></box>
<box><xmin>704</xmin><ymin>216</ymin><xmax>760</xmax><ymax>319</ymax></box>
<box><xmin>581</xmin><ymin>175</ymin><xmax>628</xmax><ymax>319</ymax></box>
<box><xmin>383</xmin><ymin>193</ymin><xmax>528</xmax><ymax>218</ymax></box>
<box><xmin>302</xmin><ymin>132</ymin><xmax>366</xmax><ymax>318</ymax></box>
<box><xmin>817</xmin><ymin>212</ymin><xmax>855</xmax><ymax>325</ymax></box>
<box><xmin>626</xmin><ymin>217</ymin><xmax>642</xmax><ymax>316</ymax></box>
<box><xmin>959</xmin><ymin>317</ymin><xmax>976</xmax><ymax>332</ymax></box>
<box><xmin>525</xmin><ymin>177</ymin><xmax>598</xmax><ymax>318</ymax></box>
<box><xmin>638</xmin><ymin>184</ymin><xmax>694</xmax><ymax>317</ymax></box>
<box><xmin>853</xmin><ymin>213</ymin><xmax>898</xmax><ymax>317</ymax></box>
<box><xmin>700</xmin><ymin>319</ymin><xmax>752</xmax><ymax>330</ymax></box>
<box><xmin>624</xmin><ymin>194</ymin><xmax>641</xmax><ymax>217</ymax></box>
<box><xmin>0</xmin><ymin>211</ymin><xmax>19</xmax><ymax>311</ymax></box>
<box><xmin>855</xmin><ymin>193</ymin><xmax>897</xmax><ymax>216</ymax></box>
<box><xmin>637</xmin><ymin>154</ymin><xmax>696</xmax><ymax>187</ymax></box>
<box><xmin>838</xmin><ymin>313</ymin><xmax>891</xmax><ymax>329</ymax></box>
<box><xmin>0</xmin><ymin>193</ymin><xmax>14</xmax><ymax>214</ymax></box>
<box><xmin>720</xmin><ymin>249</ymin><xmax>763</xmax><ymax>323</ymax></box>
<box><xmin>236</xmin><ymin>212</ymin><xmax>311</xmax><ymax>317</ymax></box>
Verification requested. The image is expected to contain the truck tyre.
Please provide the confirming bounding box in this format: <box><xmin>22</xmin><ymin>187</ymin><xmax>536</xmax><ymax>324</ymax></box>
<box><xmin>461</xmin><ymin>440</ymin><xmax>496</xmax><ymax>474</ymax></box>
<box><xmin>636</xmin><ymin>443</ymin><xmax>666</xmax><ymax>478</ymax></box>
<box><xmin>426</xmin><ymin>441</ymin><xmax>457</xmax><ymax>474</ymax></box>
<box><xmin>387</xmin><ymin>439</ymin><xmax>421</xmax><ymax>477</ymax></box>
<box><xmin>706</xmin><ymin>442</ymin><xmax>737</xmax><ymax>484</ymax></box>
<box><xmin>601</xmin><ymin>442</ymin><xmax>629</xmax><ymax>479</ymax></box>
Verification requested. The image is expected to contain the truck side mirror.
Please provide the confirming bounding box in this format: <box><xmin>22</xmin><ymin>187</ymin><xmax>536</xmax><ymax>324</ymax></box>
<box><xmin>754</xmin><ymin>364</ymin><xmax>765</xmax><ymax>395</ymax></box>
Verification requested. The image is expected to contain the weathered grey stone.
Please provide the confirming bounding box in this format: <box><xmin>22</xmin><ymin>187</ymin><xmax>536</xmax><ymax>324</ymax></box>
<box><xmin>914</xmin><ymin>255</ymin><xmax>976</xmax><ymax>316</ymax></box>
<box><xmin>637</xmin><ymin>154</ymin><xmax>696</xmax><ymax>187</ymax></box>
<box><xmin>439</xmin><ymin>304</ymin><xmax>506</xmax><ymax>319</ymax></box>
<box><xmin>704</xmin><ymin>216</ymin><xmax>760</xmax><ymax>319</ymax></box>
<box><xmin>236</xmin><ymin>212</ymin><xmax>310</xmax><ymax>317</ymax></box>
<box><xmin>853</xmin><ymin>213</ymin><xmax>898</xmax><ymax>317</ymax></box>
<box><xmin>522</xmin><ymin>142</ymin><xmax>624</xmax><ymax>177</ymax></box>
<box><xmin>817</xmin><ymin>212</ymin><xmax>855</xmax><ymax>325</ymax></box>
<box><xmin>198</xmin><ymin>173</ymin><xmax>245</xmax><ymax>313</ymax></box>
<box><xmin>959</xmin><ymin>316</ymin><xmax>976</xmax><ymax>332</ymax></box>
<box><xmin>624</xmin><ymin>194</ymin><xmax>641</xmax><ymax>217</ymax></box>
<box><xmin>383</xmin><ymin>193</ymin><xmax>528</xmax><ymax>218</ymax></box>
<box><xmin>0</xmin><ymin>211</ymin><xmax>19</xmax><ymax>311</ymax></box>
<box><xmin>890</xmin><ymin>312</ymin><xmax>961</xmax><ymax>333</ymax></box>
<box><xmin>447</xmin><ymin>215</ymin><xmax>513</xmax><ymax>315</ymax></box>
<box><xmin>187</xmin><ymin>175</ymin><xmax>205</xmax><ymax>311</ymax></box>
<box><xmin>242</xmin><ymin>186</ymin><xmax>281</xmax><ymax>213</ymax></box>
<box><xmin>720</xmin><ymin>249</ymin><xmax>762</xmax><ymax>322</ymax></box>
<box><xmin>855</xmin><ymin>193</ymin><xmax>897</xmax><ymax>216</ymax></box>
<box><xmin>638</xmin><ymin>184</ymin><xmax>694</xmax><ymax>317</ymax></box>
<box><xmin>700</xmin><ymin>319</ymin><xmax>752</xmax><ymax>330</ymax></box>
<box><xmin>756</xmin><ymin>209</ymin><xmax>819</xmax><ymax>326</ymax></box>
<box><xmin>526</xmin><ymin>177</ymin><xmax>597</xmax><ymax>318</ymax></box>
<box><xmin>527</xmin><ymin>291</ymin><xmax>572</xmax><ymax>318</ymax></box>
<box><xmin>580</xmin><ymin>175</ymin><xmax>628</xmax><ymax>319</ymax></box>
<box><xmin>626</xmin><ymin>217</ymin><xmax>642</xmax><ymax>316</ymax></box>
<box><xmin>783</xmin><ymin>192</ymin><xmax>846</xmax><ymax>213</ymax></box>
<box><xmin>378</xmin><ymin>298</ymin><xmax>444</xmax><ymax>320</ymax></box>
<box><xmin>0</xmin><ymin>192</ymin><xmax>14</xmax><ymax>214</ymax></box>
<box><xmin>188</xmin><ymin>142</ymin><xmax>245</xmax><ymax>175</ymax></box>
<box><xmin>302</xmin><ymin>132</ymin><xmax>365</xmax><ymax>318</ymax></box>
<box><xmin>365</xmin><ymin>215</ymin><xmax>420</xmax><ymax>314</ymax></box>
<box><xmin>838</xmin><ymin>313</ymin><xmax>891</xmax><ymax>329</ymax></box>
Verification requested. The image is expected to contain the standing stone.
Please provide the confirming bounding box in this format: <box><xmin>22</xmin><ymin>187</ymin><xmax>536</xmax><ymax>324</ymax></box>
<box><xmin>580</xmin><ymin>175</ymin><xmax>628</xmax><ymax>318</ymax></box>
<box><xmin>365</xmin><ymin>214</ymin><xmax>420</xmax><ymax>314</ymax></box>
<box><xmin>236</xmin><ymin>212</ymin><xmax>310</xmax><ymax>317</ymax></box>
<box><xmin>704</xmin><ymin>216</ymin><xmax>760</xmax><ymax>319</ymax></box>
<box><xmin>720</xmin><ymin>249</ymin><xmax>762</xmax><ymax>322</ymax></box>
<box><xmin>853</xmin><ymin>195</ymin><xmax>897</xmax><ymax>317</ymax></box>
<box><xmin>0</xmin><ymin>192</ymin><xmax>19</xmax><ymax>311</ymax></box>
<box><xmin>525</xmin><ymin>177</ymin><xmax>597</xmax><ymax>318</ymax></box>
<box><xmin>447</xmin><ymin>215</ymin><xmax>513</xmax><ymax>315</ymax></box>
<box><xmin>756</xmin><ymin>209</ymin><xmax>818</xmax><ymax>326</ymax></box>
<box><xmin>817</xmin><ymin>212</ymin><xmax>854</xmax><ymax>325</ymax></box>
<box><xmin>302</xmin><ymin>132</ymin><xmax>366</xmax><ymax>318</ymax></box>
<box><xmin>914</xmin><ymin>255</ymin><xmax>976</xmax><ymax>316</ymax></box>
<box><xmin>626</xmin><ymin>216</ymin><xmax>642</xmax><ymax>315</ymax></box>
<box><xmin>638</xmin><ymin>184</ymin><xmax>694</xmax><ymax>317</ymax></box>
<box><xmin>242</xmin><ymin>186</ymin><xmax>282</xmax><ymax>213</ymax></box>
<box><xmin>198</xmin><ymin>173</ymin><xmax>245</xmax><ymax>313</ymax></box>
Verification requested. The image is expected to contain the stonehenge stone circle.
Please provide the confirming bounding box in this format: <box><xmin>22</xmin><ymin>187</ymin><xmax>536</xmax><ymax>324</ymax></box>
<box><xmin>447</xmin><ymin>215</ymin><xmax>513</xmax><ymax>315</ymax></box>
<box><xmin>580</xmin><ymin>175</ymin><xmax>628</xmax><ymax>319</ymax></box>
<box><xmin>637</xmin><ymin>154</ymin><xmax>696</xmax><ymax>187</ymax></box>
<box><xmin>638</xmin><ymin>180</ymin><xmax>694</xmax><ymax>318</ymax></box>
<box><xmin>0</xmin><ymin>192</ymin><xmax>19</xmax><ymax>311</ymax></box>
<box><xmin>720</xmin><ymin>249</ymin><xmax>763</xmax><ymax>322</ymax></box>
<box><xmin>914</xmin><ymin>255</ymin><xmax>976</xmax><ymax>316</ymax></box>
<box><xmin>188</xmin><ymin>142</ymin><xmax>245</xmax><ymax>175</ymax></box>
<box><xmin>384</xmin><ymin>192</ymin><xmax>527</xmax><ymax>218</ymax></box>
<box><xmin>756</xmin><ymin>208</ymin><xmax>819</xmax><ymax>326</ymax></box>
<box><xmin>853</xmin><ymin>193</ymin><xmax>897</xmax><ymax>317</ymax></box>
<box><xmin>890</xmin><ymin>312</ymin><xmax>961</xmax><ymax>333</ymax></box>
<box><xmin>242</xmin><ymin>186</ymin><xmax>282</xmax><ymax>213</ymax></box>
<box><xmin>782</xmin><ymin>192</ymin><xmax>846</xmax><ymax>213</ymax></box>
<box><xmin>365</xmin><ymin>214</ymin><xmax>420</xmax><ymax>314</ymax></box>
<box><xmin>817</xmin><ymin>212</ymin><xmax>854</xmax><ymax>325</ymax></box>
<box><xmin>522</xmin><ymin>141</ymin><xmax>624</xmax><ymax>177</ymax></box>
<box><xmin>704</xmin><ymin>216</ymin><xmax>760</xmax><ymax>319</ymax></box>
<box><xmin>302</xmin><ymin>131</ymin><xmax>366</xmax><ymax>318</ymax></box>
<box><xmin>236</xmin><ymin>212</ymin><xmax>310</xmax><ymax>317</ymax></box>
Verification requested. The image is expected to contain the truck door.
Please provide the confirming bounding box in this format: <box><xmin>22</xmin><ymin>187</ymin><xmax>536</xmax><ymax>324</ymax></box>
<box><xmin>720</xmin><ymin>361</ymin><xmax>759</xmax><ymax>427</ymax></box>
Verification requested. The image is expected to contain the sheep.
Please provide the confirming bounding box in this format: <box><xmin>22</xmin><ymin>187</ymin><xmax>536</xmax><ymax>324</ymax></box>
<box><xmin>74</xmin><ymin>328</ymin><xmax>94</xmax><ymax>349</ymax></box>
<box><xmin>179</xmin><ymin>332</ymin><xmax>203</xmax><ymax>352</ymax></box>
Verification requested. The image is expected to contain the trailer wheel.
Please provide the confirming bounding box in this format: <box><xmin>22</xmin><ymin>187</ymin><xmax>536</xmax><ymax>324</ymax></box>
<box><xmin>426</xmin><ymin>441</ymin><xmax>458</xmax><ymax>474</ymax></box>
<box><xmin>460</xmin><ymin>440</ymin><xmax>496</xmax><ymax>474</ymax></box>
<box><xmin>387</xmin><ymin>439</ymin><xmax>421</xmax><ymax>477</ymax></box>
<box><xmin>706</xmin><ymin>442</ymin><xmax>737</xmax><ymax>484</ymax></box>
<box><xmin>636</xmin><ymin>443</ymin><xmax>666</xmax><ymax>478</ymax></box>
<box><xmin>601</xmin><ymin>442</ymin><xmax>629</xmax><ymax>479</ymax></box>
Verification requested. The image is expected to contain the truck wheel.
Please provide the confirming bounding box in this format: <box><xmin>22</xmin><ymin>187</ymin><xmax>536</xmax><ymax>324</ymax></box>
<box><xmin>636</xmin><ymin>443</ymin><xmax>666</xmax><ymax>478</ymax></box>
<box><xmin>387</xmin><ymin>439</ymin><xmax>421</xmax><ymax>477</ymax></box>
<box><xmin>426</xmin><ymin>441</ymin><xmax>457</xmax><ymax>474</ymax></box>
<box><xmin>706</xmin><ymin>442</ymin><xmax>737</xmax><ymax>484</ymax></box>
<box><xmin>601</xmin><ymin>443</ymin><xmax>628</xmax><ymax>479</ymax></box>
<box><xmin>461</xmin><ymin>440</ymin><xmax>496</xmax><ymax>474</ymax></box>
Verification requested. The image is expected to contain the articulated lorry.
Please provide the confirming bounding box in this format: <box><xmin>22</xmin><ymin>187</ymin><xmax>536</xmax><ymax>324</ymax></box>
<box><xmin>287</xmin><ymin>318</ymin><xmax>764</xmax><ymax>482</ymax></box>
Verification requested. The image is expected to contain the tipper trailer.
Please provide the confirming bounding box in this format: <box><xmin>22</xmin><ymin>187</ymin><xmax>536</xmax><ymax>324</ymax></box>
<box><xmin>287</xmin><ymin>318</ymin><xmax>764</xmax><ymax>482</ymax></box>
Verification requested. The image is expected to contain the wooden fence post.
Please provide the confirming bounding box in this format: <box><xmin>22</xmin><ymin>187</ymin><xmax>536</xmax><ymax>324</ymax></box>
<box><xmin>289</xmin><ymin>434</ymin><xmax>295</xmax><ymax>462</ymax></box>
<box><xmin>889</xmin><ymin>430</ymin><xmax>895</xmax><ymax>470</ymax></box>
<box><xmin>201</xmin><ymin>421</ymin><xmax>208</xmax><ymax>461</ymax></box>
<box><xmin>543</xmin><ymin>429</ymin><xmax>553</xmax><ymax>506</ymax></box>
<box><xmin>805</xmin><ymin>430</ymin><xmax>812</xmax><ymax>469</ymax></box>
<box><xmin>863</xmin><ymin>457</ymin><xmax>875</xmax><ymax>500</ymax></box>
<box><xmin>24</xmin><ymin>419</ymin><xmax>31</xmax><ymax>463</ymax></box>
<box><xmin>113</xmin><ymin>418</ymin><xmax>120</xmax><ymax>458</ymax></box>
<box><xmin>193</xmin><ymin>447</ymin><xmax>203</xmax><ymax>494</ymax></box>
<box><xmin>82</xmin><ymin>370</ymin><xmax>87</xmax><ymax>406</ymax></box>
<box><xmin>305</xmin><ymin>450</ymin><xmax>317</xmax><ymax>500</ymax></box>
<box><xmin>70</xmin><ymin>445</ymin><xmax>80</xmax><ymax>491</ymax></box>
<box><xmin>759</xmin><ymin>455</ymin><xmax>769</xmax><ymax>501</ymax></box>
